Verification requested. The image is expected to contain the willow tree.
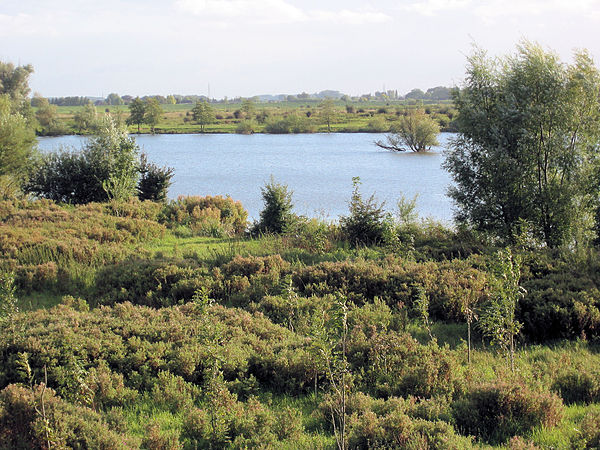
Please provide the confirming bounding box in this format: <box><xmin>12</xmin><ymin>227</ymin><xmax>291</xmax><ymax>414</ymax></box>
<box><xmin>444</xmin><ymin>42</ymin><xmax>600</xmax><ymax>247</ymax></box>
<box><xmin>375</xmin><ymin>109</ymin><xmax>439</xmax><ymax>152</ymax></box>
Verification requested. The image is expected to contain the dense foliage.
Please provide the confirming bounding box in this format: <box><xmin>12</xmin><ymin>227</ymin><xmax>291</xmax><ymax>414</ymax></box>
<box><xmin>445</xmin><ymin>42</ymin><xmax>600</xmax><ymax>247</ymax></box>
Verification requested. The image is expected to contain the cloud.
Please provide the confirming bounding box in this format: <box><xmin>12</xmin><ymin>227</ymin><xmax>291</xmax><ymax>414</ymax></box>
<box><xmin>175</xmin><ymin>0</ymin><xmax>391</xmax><ymax>25</ymax></box>
<box><xmin>399</xmin><ymin>0</ymin><xmax>600</xmax><ymax>18</ymax></box>
<box><xmin>400</xmin><ymin>0</ymin><xmax>471</xmax><ymax>16</ymax></box>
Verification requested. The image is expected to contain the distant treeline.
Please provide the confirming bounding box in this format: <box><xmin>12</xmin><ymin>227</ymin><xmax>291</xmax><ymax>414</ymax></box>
<box><xmin>43</xmin><ymin>86</ymin><xmax>452</xmax><ymax>107</ymax></box>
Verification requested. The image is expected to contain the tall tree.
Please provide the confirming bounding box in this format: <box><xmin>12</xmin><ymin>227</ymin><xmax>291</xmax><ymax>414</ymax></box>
<box><xmin>191</xmin><ymin>100</ymin><xmax>214</xmax><ymax>132</ymax></box>
<box><xmin>319</xmin><ymin>98</ymin><xmax>336</xmax><ymax>132</ymax></box>
<box><xmin>0</xmin><ymin>62</ymin><xmax>34</xmax><ymax>101</ymax></box>
<box><xmin>444</xmin><ymin>42</ymin><xmax>600</xmax><ymax>247</ymax></box>
<box><xmin>126</xmin><ymin>97</ymin><xmax>145</xmax><ymax>133</ymax></box>
<box><xmin>0</xmin><ymin>95</ymin><xmax>37</xmax><ymax>198</ymax></box>
<box><xmin>144</xmin><ymin>98</ymin><xmax>162</xmax><ymax>133</ymax></box>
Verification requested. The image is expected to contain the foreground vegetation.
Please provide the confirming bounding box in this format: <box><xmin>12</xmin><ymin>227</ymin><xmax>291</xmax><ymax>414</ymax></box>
<box><xmin>2</xmin><ymin>194</ymin><xmax>600</xmax><ymax>449</ymax></box>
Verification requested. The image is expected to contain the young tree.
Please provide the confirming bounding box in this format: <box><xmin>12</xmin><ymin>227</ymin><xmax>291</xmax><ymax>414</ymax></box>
<box><xmin>340</xmin><ymin>177</ymin><xmax>387</xmax><ymax>246</ymax></box>
<box><xmin>479</xmin><ymin>248</ymin><xmax>525</xmax><ymax>372</ymax></box>
<box><xmin>375</xmin><ymin>109</ymin><xmax>439</xmax><ymax>152</ymax></box>
<box><xmin>319</xmin><ymin>98</ymin><xmax>336</xmax><ymax>132</ymax></box>
<box><xmin>126</xmin><ymin>97</ymin><xmax>145</xmax><ymax>133</ymax></box>
<box><xmin>191</xmin><ymin>100</ymin><xmax>214</xmax><ymax>132</ymax></box>
<box><xmin>144</xmin><ymin>98</ymin><xmax>162</xmax><ymax>133</ymax></box>
<box><xmin>137</xmin><ymin>153</ymin><xmax>174</xmax><ymax>202</ymax></box>
<box><xmin>241</xmin><ymin>98</ymin><xmax>255</xmax><ymax>119</ymax></box>
<box><xmin>253</xmin><ymin>177</ymin><xmax>295</xmax><ymax>234</ymax></box>
<box><xmin>444</xmin><ymin>42</ymin><xmax>600</xmax><ymax>247</ymax></box>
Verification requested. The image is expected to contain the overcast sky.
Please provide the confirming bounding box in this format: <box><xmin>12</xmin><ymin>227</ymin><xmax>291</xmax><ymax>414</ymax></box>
<box><xmin>1</xmin><ymin>0</ymin><xmax>599</xmax><ymax>98</ymax></box>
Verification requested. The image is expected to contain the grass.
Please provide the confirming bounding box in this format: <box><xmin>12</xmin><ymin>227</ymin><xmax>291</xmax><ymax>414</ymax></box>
<box><xmin>17</xmin><ymin>291</ymin><xmax>63</xmax><ymax>311</ymax></box>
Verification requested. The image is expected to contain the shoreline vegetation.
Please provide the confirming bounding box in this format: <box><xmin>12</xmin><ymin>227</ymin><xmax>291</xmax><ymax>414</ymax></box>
<box><xmin>39</xmin><ymin>98</ymin><xmax>457</xmax><ymax>137</ymax></box>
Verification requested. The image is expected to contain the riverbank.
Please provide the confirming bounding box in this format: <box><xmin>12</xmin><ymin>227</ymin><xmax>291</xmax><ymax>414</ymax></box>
<box><xmin>46</xmin><ymin>100</ymin><xmax>456</xmax><ymax>136</ymax></box>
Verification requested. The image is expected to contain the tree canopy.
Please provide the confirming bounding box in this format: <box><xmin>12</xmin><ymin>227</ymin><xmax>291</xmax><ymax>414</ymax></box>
<box><xmin>375</xmin><ymin>110</ymin><xmax>439</xmax><ymax>152</ymax></box>
<box><xmin>444</xmin><ymin>42</ymin><xmax>600</xmax><ymax>248</ymax></box>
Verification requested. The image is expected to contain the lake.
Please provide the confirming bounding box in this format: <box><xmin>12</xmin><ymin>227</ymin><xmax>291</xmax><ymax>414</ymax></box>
<box><xmin>37</xmin><ymin>133</ymin><xmax>455</xmax><ymax>223</ymax></box>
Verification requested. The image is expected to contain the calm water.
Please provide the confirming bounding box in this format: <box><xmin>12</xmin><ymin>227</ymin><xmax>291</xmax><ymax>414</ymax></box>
<box><xmin>37</xmin><ymin>133</ymin><xmax>455</xmax><ymax>223</ymax></box>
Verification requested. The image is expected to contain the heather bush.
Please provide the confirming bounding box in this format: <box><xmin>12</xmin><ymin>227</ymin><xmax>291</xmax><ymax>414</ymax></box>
<box><xmin>0</xmin><ymin>383</ymin><xmax>140</xmax><ymax>448</ymax></box>
<box><xmin>551</xmin><ymin>367</ymin><xmax>600</xmax><ymax>404</ymax></box>
<box><xmin>453</xmin><ymin>381</ymin><xmax>564</xmax><ymax>444</ymax></box>
<box><xmin>162</xmin><ymin>195</ymin><xmax>248</xmax><ymax>237</ymax></box>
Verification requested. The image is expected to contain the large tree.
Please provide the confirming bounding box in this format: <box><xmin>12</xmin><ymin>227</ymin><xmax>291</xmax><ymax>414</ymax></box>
<box><xmin>0</xmin><ymin>95</ymin><xmax>37</xmax><ymax>198</ymax></box>
<box><xmin>191</xmin><ymin>100</ymin><xmax>214</xmax><ymax>132</ymax></box>
<box><xmin>144</xmin><ymin>98</ymin><xmax>162</xmax><ymax>133</ymax></box>
<box><xmin>126</xmin><ymin>97</ymin><xmax>145</xmax><ymax>133</ymax></box>
<box><xmin>444</xmin><ymin>42</ymin><xmax>600</xmax><ymax>247</ymax></box>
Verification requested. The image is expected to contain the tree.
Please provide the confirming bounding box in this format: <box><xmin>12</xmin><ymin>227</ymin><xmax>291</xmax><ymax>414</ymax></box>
<box><xmin>126</xmin><ymin>97</ymin><xmax>145</xmax><ymax>133</ymax></box>
<box><xmin>0</xmin><ymin>62</ymin><xmax>34</xmax><ymax>101</ymax></box>
<box><xmin>26</xmin><ymin>117</ymin><xmax>140</xmax><ymax>204</ymax></box>
<box><xmin>375</xmin><ymin>109</ymin><xmax>439</xmax><ymax>152</ymax></box>
<box><xmin>241</xmin><ymin>98</ymin><xmax>255</xmax><ymax>119</ymax></box>
<box><xmin>106</xmin><ymin>93</ymin><xmax>123</xmax><ymax>106</ymax></box>
<box><xmin>340</xmin><ymin>177</ymin><xmax>388</xmax><ymax>246</ymax></box>
<box><xmin>252</xmin><ymin>177</ymin><xmax>295</xmax><ymax>234</ymax></box>
<box><xmin>144</xmin><ymin>98</ymin><xmax>162</xmax><ymax>133</ymax></box>
<box><xmin>319</xmin><ymin>98</ymin><xmax>336</xmax><ymax>132</ymax></box>
<box><xmin>73</xmin><ymin>102</ymin><xmax>97</xmax><ymax>133</ymax></box>
<box><xmin>137</xmin><ymin>153</ymin><xmax>174</xmax><ymax>202</ymax></box>
<box><xmin>479</xmin><ymin>248</ymin><xmax>525</xmax><ymax>372</ymax></box>
<box><xmin>0</xmin><ymin>95</ymin><xmax>36</xmax><ymax>198</ymax></box>
<box><xmin>191</xmin><ymin>101</ymin><xmax>214</xmax><ymax>132</ymax></box>
<box><xmin>34</xmin><ymin>96</ymin><xmax>66</xmax><ymax>136</ymax></box>
<box><xmin>444</xmin><ymin>42</ymin><xmax>600</xmax><ymax>247</ymax></box>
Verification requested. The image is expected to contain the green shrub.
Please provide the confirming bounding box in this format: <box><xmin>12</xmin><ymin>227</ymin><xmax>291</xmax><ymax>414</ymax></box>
<box><xmin>571</xmin><ymin>409</ymin><xmax>600</xmax><ymax>448</ymax></box>
<box><xmin>0</xmin><ymin>383</ymin><xmax>140</xmax><ymax>448</ymax></box>
<box><xmin>453</xmin><ymin>381</ymin><xmax>564</xmax><ymax>444</ymax></box>
<box><xmin>252</xmin><ymin>178</ymin><xmax>295</xmax><ymax>235</ymax></box>
<box><xmin>340</xmin><ymin>177</ymin><xmax>389</xmax><ymax>246</ymax></box>
<box><xmin>552</xmin><ymin>368</ymin><xmax>600</xmax><ymax>404</ymax></box>
<box><xmin>162</xmin><ymin>195</ymin><xmax>248</xmax><ymax>236</ymax></box>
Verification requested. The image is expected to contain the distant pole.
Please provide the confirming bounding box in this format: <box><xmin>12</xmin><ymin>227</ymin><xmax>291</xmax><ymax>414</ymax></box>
<box><xmin>208</xmin><ymin>83</ymin><xmax>211</xmax><ymax>101</ymax></box>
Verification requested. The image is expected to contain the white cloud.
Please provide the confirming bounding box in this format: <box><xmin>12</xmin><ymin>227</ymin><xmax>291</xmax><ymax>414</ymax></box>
<box><xmin>175</xmin><ymin>0</ymin><xmax>391</xmax><ymax>25</ymax></box>
<box><xmin>400</xmin><ymin>0</ymin><xmax>600</xmax><ymax>18</ymax></box>
<box><xmin>311</xmin><ymin>8</ymin><xmax>391</xmax><ymax>25</ymax></box>
<box><xmin>0</xmin><ymin>13</ymin><xmax>60</xmax><ymax>37</ymax></box>
<box><xmin>400</xmin><ymin>0</ymin><xmax>471</xmax><ymax>16</ymax></box>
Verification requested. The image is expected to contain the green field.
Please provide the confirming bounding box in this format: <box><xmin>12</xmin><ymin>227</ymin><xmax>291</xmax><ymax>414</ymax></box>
<box><xmin>51</xmin><ymin>99</ymin><xmax>456</xmax><ymax>135</ymax></box>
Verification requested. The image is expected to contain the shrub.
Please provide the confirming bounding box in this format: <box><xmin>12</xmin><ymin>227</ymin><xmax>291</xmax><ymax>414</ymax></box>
<box><xmin>162</xmin><ymin>195</ymin><xmax>248</xmax><ymax>236</ymax></box>
<box><xmin>552</xmin><ymin>368</ymin><xmax>600</xmax><ymax>404</ymax></box>
<box><xmin>571</xmin><ymin>409</ymin><xmax>600</xmax><ymax>448</ymax></box>
<box><xmin>0</xmin><ymin>383</ymin><xmax>140</xmax><ymax>448</ymax></box>
<box><xmin>340</xmin><ymin>177</ymin><xmax>389</xmax><ymax>246</ymax></box>
<box><xmin>235</xmin><ymin>120</ymin><xmax>256</xmax><ymax>134</ymax></box>
<box><xmin>453</xmin><ymin>381</ymin><xmax>563</xmax><ymax>444</ymax></box>
<box><xmin>26</xmin><ymin>117</ymin><xmax>140</xmax><ymax>204</ymax></box>
<box><xmin>137</xmin><ymin>153</ymin><xmax>174</xmax><ymax>202</ymax></box>
<box><xmin>252</xmin><ymin>178</ymin><xmax>295</xmax><ymax>235</ymax></box>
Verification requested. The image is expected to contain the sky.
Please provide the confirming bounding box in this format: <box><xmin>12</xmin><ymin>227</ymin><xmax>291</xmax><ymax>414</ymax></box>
<box><xmin>1</xmin><ymin>0</ymin><xmax>599</xmax><ymax>99</ymax></box>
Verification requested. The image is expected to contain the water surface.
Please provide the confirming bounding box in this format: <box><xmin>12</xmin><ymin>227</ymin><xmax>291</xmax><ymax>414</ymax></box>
<box><xmin>37</xmin><ymin>133</ymin><xmax>454</xmax><ymax>223</ymax></box>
